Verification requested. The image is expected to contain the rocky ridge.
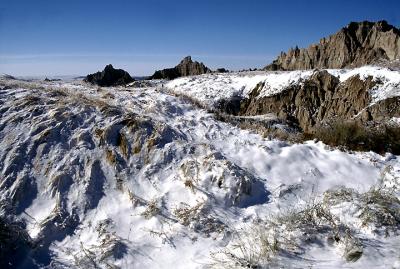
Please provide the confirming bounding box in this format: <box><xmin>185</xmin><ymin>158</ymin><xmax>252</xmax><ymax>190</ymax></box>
<box><xmin>265</xmin><ymin>20</ymin><xmax>400</xmax><ymax>71</ymax></box>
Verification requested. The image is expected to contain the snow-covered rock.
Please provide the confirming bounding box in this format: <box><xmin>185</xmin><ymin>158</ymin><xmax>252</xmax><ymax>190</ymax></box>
<box><xmin>166</xmin><ymin>66</ymin><xmax>400</xmax><ymax>108</ymax></box>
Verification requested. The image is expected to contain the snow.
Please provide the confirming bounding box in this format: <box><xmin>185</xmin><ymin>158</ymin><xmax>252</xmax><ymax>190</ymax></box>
<box><xmin>0</xmin><ymin>76</ymin><xmax>399</xmax><ymax>268</ymax></box>
<box><xmin>166</xmin><ymin>71</ymin><xmax>313</xmax><ymax>107</ymax></box>
<box><xmin>166</xmin><ymin>72</ymin><xmax>268</xmax><ymax>107</ymax></box>
<box><xmin>327</xmin><ymin>66</ymin><xmax>400</xmax><ymax>103</ymax></box>
<box><xmin>166</xmin><ymin>66</ymin><xmax>400</xmax><ymax>109</ymax></box>
<box><xmin>390</xmin><ymin>117</ymin><xmax>400</xmax><ymax>125</ymax></box>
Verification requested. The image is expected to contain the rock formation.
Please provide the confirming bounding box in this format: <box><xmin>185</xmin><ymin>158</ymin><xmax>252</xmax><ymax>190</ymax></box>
<box><xmin>265</xmin><ymin>21</ymin><xmax>400</xmax><ymax>71</ymax></box>
<box><xmin>239</xmin><ymin>71</ymin><xmax>400</xmax><ymax>133</ymax></box>
<box><xmin>1</xmin><ymin>74</ymin><xmax>16</xmax><ymax>80</ymax></box>
<box><xmin>85</xmin><ymin>64</ymin><xmax>134</xmax><ymax>86</ymax></box>
<box><xmin>216</xmin><ymin>68</ymin><xmax>229</xmax><ymax>73</ymax></box>
<box><xmin>44</xmin><ymin>78</ymin><xmax>61</xmax><ymax>82</ymax></box>
<box><xmin>151</xmin><ymin>56</ymin><xmax>211</xmax><ymax>80</ymax></box>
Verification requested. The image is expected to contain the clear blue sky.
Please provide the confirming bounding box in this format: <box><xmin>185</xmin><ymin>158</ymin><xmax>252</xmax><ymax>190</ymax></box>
<box><xmin>0</xmin><ymin>0</ymin><xmax>399</xmax><ymax>76</ymax></box>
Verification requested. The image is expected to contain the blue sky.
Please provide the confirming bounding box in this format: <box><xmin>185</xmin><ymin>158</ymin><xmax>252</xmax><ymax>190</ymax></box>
<box><xmin>0</xmin><ymin>0</ymin><xmax>399</xmax><ymax>76</ymax></box>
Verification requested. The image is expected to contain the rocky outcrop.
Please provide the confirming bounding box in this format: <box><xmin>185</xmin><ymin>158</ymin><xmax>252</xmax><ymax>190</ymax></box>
<box><xmin>265</xmin><ymin>21</ymin><xmax>400</xmax><ymax>71</ymax></box>
<box><xmin>216</xmin><ymin>68</ymin><xmax>229</xmax><ymax>73</ymax></box>
<box><xmin>1</xmin><ymin>74</ymin><xmax>16</xmax><ymax>80</ymax></box>
<box><xmin>151</xmin><ymin>56</ymin><xmax>211</xmax><ymax>80</ymax></box>
<box><xmin>44</xmin><ymin>78</ymin><xmax>61</xmax><ymax>82</ymax></box>
<box><xmin>85</xmin><ymin>64</ymin><xmax>134</xmax><ymax>86</ymax></box>
<box><xmin>240</xmin><ymin>70</ymin><xmax>400</xmax><ymax>133</ymax></box>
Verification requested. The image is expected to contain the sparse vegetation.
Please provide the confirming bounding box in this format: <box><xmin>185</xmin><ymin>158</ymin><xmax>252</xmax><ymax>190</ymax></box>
<box><xmin>173</xmin><ymin>201</ymin><xmax>204</xmax><ymax>226</ymax></box>
<box><xmin>163</xmin><ymin>88</ymin><xmax>211</xmax><ymax>111</ymax></box>
<box><xmin>141</xmin><ymin>199</ymin><xmax>160</xmax><ymax>219</ymax></box>
<box><xmin>213</xmin><ymin>111</ymin><xmax>303</xmax><ymax>143</ymax></box>
<box><xmin>105</xmin><ymin>148</ymin><xmax>117</xmax><ymax>166</ymax></box>
<box><xmin>307</xmin><ymin>121</ymin><xmax>400</xmax><ymax>154</ymax></box>
<box><xmin>144</xmin><ymin>228</ymin><xmax>176</xmax><ymax>247</ymax></box>
<box><xmin>358</xmin><ymin>188</ymin><xmax>400</xmax><ymax>234</ymax></box>
<box><xmin>210</xmin><ymin>187</ymin><xmax>399</xmax><ymax>268</ymax></box>
<box><xmin>215</xmin><ymin>116</ymin><xmax>400</xmax><ymax>154</ymax></box>
<box><xmin>70</xmin><ymin>219</ymin><xmax>128</xmax><ymax>268</ymax></box>
<box><xmin>210</xmin><ymin>224</ymin><xmax>278</xmax><ymax>268</ymax></box>
<box><xmin>215</xmin><ymin>172</ymin><xmax>400</xmax><ymax>267</ymax></box>
<box><xmin>116</xmin><ymin>131</ymin><xmax>129</xmax><ymax>158</ymax></box>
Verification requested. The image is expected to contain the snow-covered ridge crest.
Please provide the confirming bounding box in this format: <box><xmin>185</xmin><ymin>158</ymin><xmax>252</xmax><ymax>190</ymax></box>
<box><xmin>166</xmin><ymin>66</ymin><xmax>400</xmax><ymax>108</ymax></box>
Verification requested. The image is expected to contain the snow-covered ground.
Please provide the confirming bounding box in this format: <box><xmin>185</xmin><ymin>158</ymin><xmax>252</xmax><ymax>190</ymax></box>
<box><xmin>166</xmin><ymin>66</ymin><xmax>400</xmax><ymax>108</ymax></box>
<box><xmin>0</xmin><ymin>75</ymin><xmax>399</xmax><ymax>268</ymax></box>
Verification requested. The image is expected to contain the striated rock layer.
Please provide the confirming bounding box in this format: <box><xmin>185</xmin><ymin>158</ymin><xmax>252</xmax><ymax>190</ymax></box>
<box><xmin>240</xmin><ymin>70</ymin><xmax>400</xmax><ymax>133</ymax></box>
<box><xmin>265</xmin><ymin>21</ymin><xmax>400</xmax><ymax>71</ymax></box>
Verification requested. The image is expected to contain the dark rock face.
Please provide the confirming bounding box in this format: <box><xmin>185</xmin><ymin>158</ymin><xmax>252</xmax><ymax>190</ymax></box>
<box><xmin>240</xmin><ymin>71</ymin><xmax>400</xmax><ymax>133</ymax></box>
<box><xmin>216</xmin><ymin>68</ymin><xmax>229</xmax><ymax>73</ymax></box>
<box><xmin>85</xmin><ymin>65</ymin><xmax>134</xmax><ymax>86</ymax></box>
<box><xmin>2</xmin><ymin>74</ymin><xmax>16</xmax><ymax>80</ymax></box>
<box><xmin>265</xmin><ymin>21</ymin><xmax>400</xmax><ymax>71</ymax></box>
<box><xmin>151</xmin><ymin>56</ymin><xmax>211</xmax><ymax>80</ymax></box>
<box><xmin>44</xmin><ymin>78</ymin><xmax>61</xmax><ymax>82</ymax></box>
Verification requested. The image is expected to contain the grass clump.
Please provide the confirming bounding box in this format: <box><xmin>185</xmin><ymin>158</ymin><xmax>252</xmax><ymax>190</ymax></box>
<box><xmin>210</xmin><ymin>224</ymin><xmax>278</xmax><ymax>269</ymax></box>
<box><xmin>358</xmin><ymin>188</ymin><xmax>400</xmax><ymax>234</ymax></box>
<box><xmin>141</xmin><ymin>199</ymin><xmax>160</xmax><ymax>219</ymax></box>
<box><xmin>210</xmin><ymin>198</ymin><xmax>367</xmax><ymax>268</ymax></box>
<box><xmin>173</xmin><ymin>201</ymin><xmax>204</xmax><ymax>226</ymax></box>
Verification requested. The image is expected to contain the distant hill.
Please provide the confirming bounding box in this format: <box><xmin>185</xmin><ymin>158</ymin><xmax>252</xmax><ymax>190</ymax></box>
<box><xmin>151</xmin><ymin>56</ymin><xmax>211</xmax><ymax>80</ymax></box>
<box><xmin>265</xmin><ymin>20</ymin><xmax>400</xmax><ymax>71</ymax></box>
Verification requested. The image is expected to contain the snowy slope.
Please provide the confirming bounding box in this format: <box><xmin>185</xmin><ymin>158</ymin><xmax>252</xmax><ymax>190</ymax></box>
<box><xmin>166</xmin><ymin>66</ymin><xmax>400</xmax><ymax>108</ymax></box>
<box><xmin>0</xmin><ymin>77</ymin><xmax>399</xmax><ymax>268</ymax></box>
<box><xmin>166</xmin><ymin>71</ymin><xmax>313</xmax><ymax>107</ymax></box>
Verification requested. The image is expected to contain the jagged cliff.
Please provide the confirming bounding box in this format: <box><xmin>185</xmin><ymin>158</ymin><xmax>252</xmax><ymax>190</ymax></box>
<box><xmin>265</xmin><ymin>21</ymin><xmax>400</xmax><ymax>71</ymax></box>
<box><xmin>151</xmin><ymin>56</ymin><xmax>211</xmax><ymax>80</ymax></box>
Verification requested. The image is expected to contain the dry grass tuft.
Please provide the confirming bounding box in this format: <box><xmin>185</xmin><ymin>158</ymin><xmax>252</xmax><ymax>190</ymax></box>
<box><xmin>116</xmin><ymin>132</ymin><xmax>129</xmax><ymax>158</ymax></box>
<box><xmin>141</xmin><ymin>199</ymin><xmax>160</xmax><ymax>219</ymax></box>
<box><xmin>173</xmin><ymin>201</ymin><xmax>204</xmax><ymax>226</ymax></box>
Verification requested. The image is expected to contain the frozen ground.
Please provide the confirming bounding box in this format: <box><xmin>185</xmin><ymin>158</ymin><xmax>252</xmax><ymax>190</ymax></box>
<box><xmin>0</xmin><ymin>74</ymin><xmax>399</xmax><ymax>268</ymax></box>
